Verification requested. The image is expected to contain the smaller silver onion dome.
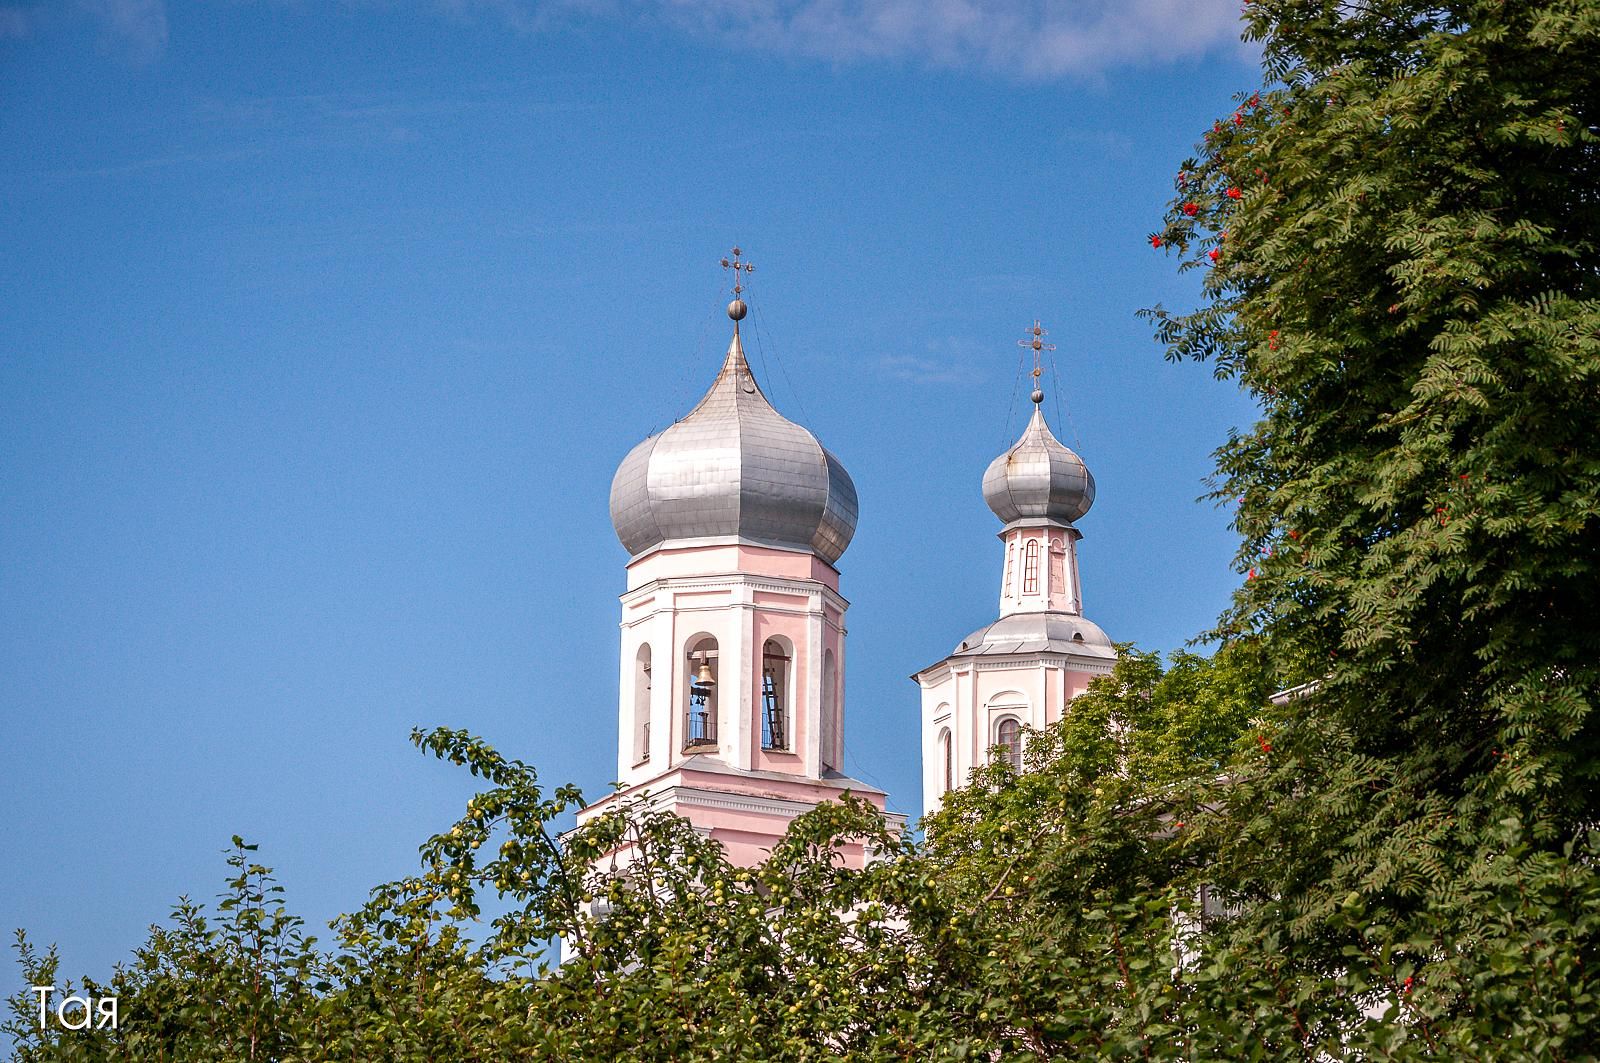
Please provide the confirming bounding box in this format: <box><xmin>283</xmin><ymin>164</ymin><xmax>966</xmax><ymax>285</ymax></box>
<box><xmin>982</xmin><ymin>405</ymin><xmax>1094</xmax><ymax>524</ymax></box>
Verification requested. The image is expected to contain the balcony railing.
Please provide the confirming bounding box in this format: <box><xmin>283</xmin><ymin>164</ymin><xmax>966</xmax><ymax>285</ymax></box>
<box><xmin>685</xmin><ymin>695</ymin><xmax>717</xmax><ymax>749</ymax></box>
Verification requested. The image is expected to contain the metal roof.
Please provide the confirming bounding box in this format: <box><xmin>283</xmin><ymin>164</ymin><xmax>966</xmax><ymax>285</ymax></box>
<box><xmin>609</xmin><ymin>330</ymin><xmax>858</xmax><ymax>564</ymax></box>
<box><xmin>948</xmin><ymin>610</ymin><xmax>1116</xmax><ymax>660</ymax></box>
<box><xmin>982</xmin><ymin>405</ymin><xmax>1095</xmax><ymax>525</ymax></box>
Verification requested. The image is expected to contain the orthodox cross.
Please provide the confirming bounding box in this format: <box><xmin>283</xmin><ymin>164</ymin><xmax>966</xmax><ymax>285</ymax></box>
<box><xmin>720</xmin><ymin>246</ymin><xmax>755</xmax><ymax>297</ymax></box>
<box><xmin>1018</xmin><ymin>320</ymin><xmax>1056</xmax><ymax>403</ymax></box>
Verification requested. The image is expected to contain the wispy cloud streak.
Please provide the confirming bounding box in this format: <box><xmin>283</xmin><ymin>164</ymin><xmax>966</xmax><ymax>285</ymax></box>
<box><xmin>444</xmin><ymin>0</ymin><xmax>1247</xmax><ymax>77</ymax></box>
<box><xmin>878</xmin><ymin>336</ymin><xmax>989</xmax><ymax>385</ymax></box>
<box><xmin>79</xmin><ymin>0</ymin><xmax>168</xmax><ymax>63</ymax></box>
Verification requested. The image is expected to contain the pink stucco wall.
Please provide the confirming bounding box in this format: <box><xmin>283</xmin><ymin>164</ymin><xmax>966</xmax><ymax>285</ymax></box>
<box><xmin>575</xmin><ymin>764</ymin><xmax>891</xmax><ymax>872</ymax></box>
<box><xmin>627</xmin><ymin>543</ymin><xmax>840</xmax><ymax>592</ymax></box>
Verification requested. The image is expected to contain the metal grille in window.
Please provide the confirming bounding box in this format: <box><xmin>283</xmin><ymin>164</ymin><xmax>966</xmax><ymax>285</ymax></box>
<box><xmin>761</xmin><ymin>667</ymin><xmax>787</xmax><ymax>750</ymax></box>
<box><xmin>1022</xmin><ymin>539</ymin><xmax>1040</xmax><ymax>595</ymax></box>
<box><xmin>686</xmin><ymin>685</ymin><xmax>717</xmax><ymax>747</ymax></box>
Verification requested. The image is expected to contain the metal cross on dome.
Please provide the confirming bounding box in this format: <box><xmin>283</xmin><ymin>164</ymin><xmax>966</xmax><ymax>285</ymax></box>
<box><xmin>1018</xmin><ymin>320</ymin><xmax>1056</xmax><ymax>402</ymax></box>
<box><xmin>720</xmin><ymin>246</ymin><xmax>754</xmax><ymax>297</ymax></box>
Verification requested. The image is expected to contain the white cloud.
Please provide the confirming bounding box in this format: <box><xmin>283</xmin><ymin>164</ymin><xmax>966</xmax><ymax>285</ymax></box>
<box><xmin>79</xmin><ymin>0</ymin><xmax>168</xmax><ymax>63</ymax></box>
<box><xmin>19</xmin><ymin>0</ymin><xmax>1247</xmax><ymax>75</ymax></box>
<box><xmin>445</xmin><ymin>0</ymin><xmax>1248</xmax><ymax>77</ymax></box>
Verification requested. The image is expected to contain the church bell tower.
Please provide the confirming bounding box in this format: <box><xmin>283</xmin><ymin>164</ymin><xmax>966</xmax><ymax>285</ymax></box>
<box><xmin>914</xmin><ymin>322</ymin><xmax>1117</xmax><ymax>814</ymax></box>
<box><xmin>577</xmin><ymin>250</ymin><xmax>897</xmax><ymax>868</ymax></box>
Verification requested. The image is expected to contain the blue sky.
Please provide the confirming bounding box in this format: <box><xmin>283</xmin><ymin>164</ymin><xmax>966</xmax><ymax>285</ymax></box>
<box><xmin>2</xmin><ymin>1</ymin><xmax>1262</xmax><ymax>979</ymax></box>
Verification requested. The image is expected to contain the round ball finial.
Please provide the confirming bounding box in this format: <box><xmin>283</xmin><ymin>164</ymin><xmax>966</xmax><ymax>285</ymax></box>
<box><xmin>728</xmin><ymin>298</ymin><xmax>748</xmax><ymax>321</ymax></box>
<box><xmin>1031</xmin><ymin>389</ymin><xmax>1044</xmax><ymax>404</ymax></box>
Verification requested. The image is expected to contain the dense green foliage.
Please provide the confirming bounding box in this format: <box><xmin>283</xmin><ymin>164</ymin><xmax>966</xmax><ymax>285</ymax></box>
<box><xmin>1142</xmin><ymin>0</ymin><xmax>1600</xmax><ymax>1056</ymax></box>
<box><xmin>11</xmin><ymin>1</ymin><xmax>1600</xmax><ymax>1057</ymax></box>
<box><xmin>6</xmin><ymin>649</ymin><xmax>1265</xmax><ymax>1062</ymax></box>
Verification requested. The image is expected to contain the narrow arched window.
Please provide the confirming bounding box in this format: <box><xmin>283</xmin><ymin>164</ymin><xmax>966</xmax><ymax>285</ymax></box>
<box><xmin>685</xmin><ymin>637</ymin><xmax>718</xmax><ymax>749</ymax></box>
<box><xmin>1003</xmin><ymin>541</ymin><xmax>1015</xmax><ymax>596</ymax></box>
<box><xmin>996</xmin><ymin>717</ymin><xmax>1023</xmax><ymax>772</ymax></box>
<box><xmin>633</xmin><ymin>644</ymin><xmax>652</xmax><ymax>764</ymax></box>
<box><xmin>1022</xmin><ymin>539</ymin><xmax>1040</xmax><ymax>595</ymax></box>
<box><xmin>761</xmin><ymin>639</ymin><xmax>790</xmax><ymax>751</ymax></box>
<box><xmin>939</xmin><ymin>728</ymin><xmax>953</xmax><ymax>794</ymax></box>
<box><xmin>820</xmin><ymin>649</ymin><xmax>837</xmax><ymax>771</ymax></box>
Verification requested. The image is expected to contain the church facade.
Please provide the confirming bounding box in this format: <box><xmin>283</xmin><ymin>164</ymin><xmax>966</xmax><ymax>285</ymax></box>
<box><xmin>577</xmin><ymin>284</ymin><xmax>1112</xmax><ymax>863</ymax></box>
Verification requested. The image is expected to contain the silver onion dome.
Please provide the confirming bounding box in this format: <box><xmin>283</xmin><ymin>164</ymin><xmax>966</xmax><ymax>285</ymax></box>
<box><xmin>609</xmin><ymin>330</ymin><xmax>858</xmax><ymax>564</ymax></box>
<box><xmin>982</xmin><ymin>405</ymin><xmax>1094</xmax><ymax>524</ymax></box>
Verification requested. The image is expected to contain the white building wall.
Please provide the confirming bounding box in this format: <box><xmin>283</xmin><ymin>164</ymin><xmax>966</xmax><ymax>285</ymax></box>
<box><xmin>616</xmin><ymin>565</ymin><xmax>849</xmax><ymax>789</ymax></box>
<box><xmin>918</xmin><ymin>654</ymin><xmax>1113</xmax><ymax>816</ymax></box>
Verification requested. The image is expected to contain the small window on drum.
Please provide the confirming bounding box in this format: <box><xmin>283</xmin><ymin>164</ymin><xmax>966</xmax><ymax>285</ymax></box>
<box><xmin>1022</xmin><ymin>540</ymin><xmax>1040</xmax><ymax>595</ymax></box>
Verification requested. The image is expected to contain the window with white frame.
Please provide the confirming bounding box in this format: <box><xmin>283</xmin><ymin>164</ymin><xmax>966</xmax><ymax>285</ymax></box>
<box><xmin>939</xmin><ymin>727</ymin><xmax>953</xmax><ymax>794</ymax></box>
<box><xmin>1022</xmin><ymin>539</ymin><xmax>1040</xmax><ymax>595</ymax></box>
<box><xmin>995</xmin><ymin>716</ymin><xmax>1023</xmax><ymax>772</ymax></box>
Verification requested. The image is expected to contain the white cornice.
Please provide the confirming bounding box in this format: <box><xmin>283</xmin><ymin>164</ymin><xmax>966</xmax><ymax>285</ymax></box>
<box><xmin>633</xmin><ymin>783</ymin><xmax>898</xmax><ymax>825</ymax></box>
<box><xmin>916</xmin><ymin>653</ymin><xmax>1112</xmax><ymax>680</ymax></box>
<box><xmin>620</xmin><ymin>575</ymin><xmax>851</xmax><ymax>636</ymax></box>
<box><xmin>626</xmin><ymin>536</ymin><xmax>843</xmax><ymax>574</ymax></box>
<box><xmin>623</xmin><ymin>574</ymin><xmax>848</xmax><ymax>611</ymax></box>
<box><xmin>971</xmin><ymin>655</ymin><xmax>1112</xmax><ymax>672</ymax></box>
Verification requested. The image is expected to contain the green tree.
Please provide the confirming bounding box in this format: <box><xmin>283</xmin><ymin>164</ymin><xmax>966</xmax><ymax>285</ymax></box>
<box><xmin>6</xmin><ymin>840</ymin><xmax>326</xmax><ymax>1061</ymax></box>
<box><xmin>9</xmin><ymin>645</ymin><xmax>1268</xmax><ymax>1063</ymax></box>
<box><xmin>1056</xmin><ymin>640</ymin><xmax>1274</xmax><ymax>789</ymax></box>
<box><xmin>1145</xmin><ymin>0</ymin><xmax>1600</xmax><ymax>1056</ymax></box>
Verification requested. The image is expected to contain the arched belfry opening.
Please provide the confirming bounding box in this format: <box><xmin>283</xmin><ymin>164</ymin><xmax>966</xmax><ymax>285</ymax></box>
<box><xmin>760</xmin><ymin>639</ymin><xmax>791</xmax><ymax>751</ymax></box>
<box><xmin>633</xmin><ymin>644</ymin><xmax>651</xmax><ymax>764</ymax></box>
<box><xmin>685</xmin><ymin>636</ymin><xmax>718</xmax><ymax>750</ymax></box>
<box><xmin>820</xmin><ymin>648</ymin><xmax>838</xmax><ymax>772</ymax></box>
